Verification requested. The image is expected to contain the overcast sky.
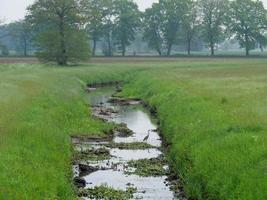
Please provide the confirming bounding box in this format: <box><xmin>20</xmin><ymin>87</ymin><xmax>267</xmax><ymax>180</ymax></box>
<box><xmin>0</xmin><ymin>0</ymin><xmax>266</xmax><ymax>23</ymax></box>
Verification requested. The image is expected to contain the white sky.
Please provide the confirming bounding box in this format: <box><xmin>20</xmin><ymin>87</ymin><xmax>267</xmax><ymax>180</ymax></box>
<box><xmin>0</xmin><ymin>0</ymin><xmax>266</xmax><ymax>23</ymax></box>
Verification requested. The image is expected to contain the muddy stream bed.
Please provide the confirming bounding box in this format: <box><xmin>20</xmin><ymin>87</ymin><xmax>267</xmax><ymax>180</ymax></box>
<box><xmin>72</xmin><ymin>86</ymin><xmax>185</xmax><ymax>200</ymax></box>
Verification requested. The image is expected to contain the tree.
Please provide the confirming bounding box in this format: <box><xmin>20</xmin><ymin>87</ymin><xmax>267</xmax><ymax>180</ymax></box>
<box><xmin>0</xmin><ymin>21</ymin><xmax>9</xmax><ymax>55</ymax></box>
<box><xmin>160</xmin><ymin>0</ymin><xmax>189</xmax><ymax>56</ymax></box>
<box><xmin>257</xmin><ymin>34</ymin><xmax>267</xmax><ymax>52</ymax></box>
<box><xmin>0</xmin><ymin>21</ymin><xmax>8</xmax><ymax>39</ymax></box>
<box><xmin>27</xmin><ymin>0</ymin><xmax>90</xmax><ymax>65</ymax></box>
<box><xmin>143</xmin><ymin>3</ymin><xmax>164</xmax><ymax>56</ymax></box>
<box><xmin>228</xmin><ymin>0</ymin><xmax>267</xmax><ymax>56</ymax></box>
<box><xmin>181</xmin><ymin>0</ymin><xmax>200</xmax><ymax>55</ymax></box>
<box><xmin>199</xmin><ymin>0</ymin><xmax>229</xmax><ymax>56</ymax></box>
<box><xmin>113</xmin><ymin>0</ymin><xmax>140</xmax><ymax>56</ymax></box>
<box><xmin>80</xmin><ymin>0</ymin><xmax>107</xmax><ymax>56</ymax></box>
<box><xmin>102</xmin><ymin>0</ymin><xmax>116</xmax><ymax>56</ymax></box>
<box><xmin>8</xmin><ymin>20</ymin><xmax>33</xmax><ymax>56</ymax></box>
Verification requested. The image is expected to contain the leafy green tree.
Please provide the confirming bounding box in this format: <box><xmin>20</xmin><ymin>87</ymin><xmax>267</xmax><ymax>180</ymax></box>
<box><xmin>113</xmin><ymin>0</ymin><xmax>140</xmax><ymax>56</ymax></box>
<box><xmin>102</xmin><ymin>0</ymin><xmax>116</xmax><ymax>56</ymax></box>
<box><xmin>181</xmin><ymin>0</ymin><xmax>200</xmax><ymax>55</ymax></box>
<box><xmin>160</xmin><ymin>0</ymin><xmax>189</xmax><ymax>56</ymax></box>
<box><xmin>27</xmin><ymin>0</ymin><xmax>90</xmax><ymax>65</ymax></box>
<box><xmin>8</xmin><ymin>20</ymin><xmax>33</xmax><ymax>56</ymax></box>
<box><xmin>199</xmin><ymin>0</ymin><xmax>229</xmax><ymax>56</ymax></box>
<box><xmin>143</xmin><ymin>3</ymin><xmax>164</xmax><ymax>56</ymax></box>
<box><xmin>228</xmin><ymin>0</ymin><xmax>267</xmax><ymax>56</ymax></box>
<box><xmin>80</xmin><ymin>0</ymin><xmax>107</xmax><ymax>56</ymax></box>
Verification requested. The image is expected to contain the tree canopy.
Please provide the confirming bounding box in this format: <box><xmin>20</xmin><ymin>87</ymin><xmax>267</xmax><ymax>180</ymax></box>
<box><xmin>160</xmin><ymin>0</ymin><xmax>190</xmax><ymax>56</ymax></box>
<box><xmin>143</xmin><ymin>3</ymin><xmax>164</xmax><ymax>55</ymax></box>
<box><xmin>27</xmin><ymin>0</ymin><xmax>90</xmax><ymax>65</ymax></box>
<box><xmin>199</xmin><ymin>0</ymin><xmax>229</xmax><ymax>56</ymax></box>
<box><xmin>228</xmin><ymin>0</ymin><xmax>267</xmax><ymax>56</ymax></box>
<box><xmin>113</xmin><ymin>0</ymin><xmax>141</xmax><ymax>56</ymax></box>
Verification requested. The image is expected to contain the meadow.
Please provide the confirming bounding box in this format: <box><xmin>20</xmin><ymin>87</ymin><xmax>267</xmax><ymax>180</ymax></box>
<box><xmin>0</xmin><ymin>58</ymin><xmax>267</xmax><ymax>199</ymax></box>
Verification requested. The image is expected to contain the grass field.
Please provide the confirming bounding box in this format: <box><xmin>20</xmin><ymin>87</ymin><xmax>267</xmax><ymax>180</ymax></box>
<box><xmin>0</xmin><ymin>58</ymin><xmax>267</xmax><ymax>199</ymax></box>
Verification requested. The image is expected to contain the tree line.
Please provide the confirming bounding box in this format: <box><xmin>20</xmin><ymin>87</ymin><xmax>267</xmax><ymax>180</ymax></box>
<box><xmin>1</xmin><ymin>0</ymin><xmax>267</xmax><ymax>65</ymax></box>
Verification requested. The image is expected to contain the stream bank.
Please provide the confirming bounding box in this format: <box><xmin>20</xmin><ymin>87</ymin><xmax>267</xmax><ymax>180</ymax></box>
<box><xmin>72</xmin><ymin>85</ymin><xmax>186</xmax><ymax>199</ymax></box>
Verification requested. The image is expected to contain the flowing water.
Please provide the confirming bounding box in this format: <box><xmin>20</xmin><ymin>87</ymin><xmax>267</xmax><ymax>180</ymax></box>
<box><xmin>73</xmin><ymin>86</ymin><xmax>183</xmax><ymax>199</ymax></box>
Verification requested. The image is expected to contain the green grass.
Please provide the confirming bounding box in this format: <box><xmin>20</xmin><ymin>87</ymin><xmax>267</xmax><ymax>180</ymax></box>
<box><xmin>0</xmin><ymin>64</ymin><xmax>138</xmax><ymax>199</ymax></box>
<box><xmin>120</xmin><ymin>60</ymin><xmax>267</xmax><ymax>200</ymax></box>
<box><xmin>0</xmin><ymin>59</ymin><xmax>267</xmax><ymax>199</ymax></box>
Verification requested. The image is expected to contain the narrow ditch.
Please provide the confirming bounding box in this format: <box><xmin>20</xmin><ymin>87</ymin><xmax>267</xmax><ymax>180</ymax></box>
<box><xmin>72</xmin><ymin>84</ymin><xmax>186</xmax><ymax>199</ymax></box>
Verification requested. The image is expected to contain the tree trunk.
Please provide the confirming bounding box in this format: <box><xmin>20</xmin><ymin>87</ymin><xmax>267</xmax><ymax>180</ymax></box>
<box><xmin>58</xmin><ymin>16</ymin><xmax>67</xmax><ymax>65</ymax></box>
<box><xmin>210</xmin><ymin>38</ymin><xmax>214</xmax><ymax>56</ymax></box>
<box><xmin>246</xmin><ymin>46</ymin><xmax>250</xmax><ymax>56</ymax></box>
<box><xmin>208</xmin><ymin>23</ymin><xmax>215</xmax><ymax>56</ymax></box>
<box><xmin>211</xmin><ymin>45</ymin><xmax>214</xmax><ymax>56</ymax></box>
<box><xmin>156</xmin><ymin>43</ymin><xmax>162</xmax><ymax>56</ymax></box>
<box><xmin>260</xmin><ymin>44</ymin><xmax>263</xmax><ymax>52</ymax></box>
<box><xmin>107</xmin><ymin>35</ymin><xmax>112</xmax><ymax>56</ymax></box>
<box><xmin>122</xmin><ymin>41</ymin><xmax>126</xmax><ymax>57</ymax></box>
<box><xmin>245</xmin><ymin>33</ymin><xmax>250</xmax><ymax>56</ymax></box>
<box><xmin>23</xmin><ymin>39</ymin><xmax>27</xmax><ymax>57</ymax></box>
<box><xmin>157</xmin><ymin>48</ymin><xmax>162</xmax><ymax>56</ymax></box>
<box><xmin>187</xmin><ymin>38</ymin><xmax>191</xmax><ymax>56</ymax></box>
<box><xmin>92</xmin><ymin>39</ymin><xmax>97</xmax><ymax>56</ymax></box>
<box><xmin>167</xmin><ymin>43</ymin><xmax>172</xmax><ymax>56</ymax></box>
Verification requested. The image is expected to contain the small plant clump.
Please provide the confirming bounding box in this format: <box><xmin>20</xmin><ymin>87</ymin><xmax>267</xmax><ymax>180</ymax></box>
<box><xmin>85</xmin><ymin>185</ymin><xmax>137</xmax><ymax>200</ymax></box>
<box><xmin>74</xmin><ymin>147</ymin><xmax>111</xmax><ymax>161</ymax></box>
<box><xmin>114</xmin><ymin>123</ymin><xmax>134</xmax><ymax>137</ymax></box>
<box><xmin>127</xmin><ymin>157</ymin><xmax>168</xmax><ymax>177</ymax></box>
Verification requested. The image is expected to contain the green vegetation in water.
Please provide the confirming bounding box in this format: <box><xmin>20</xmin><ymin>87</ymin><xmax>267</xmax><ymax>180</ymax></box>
<box><xmin>105</xmin><ymin>142</ymin><xmax>155</xmax><ymax>150</ymax></box>
<box><xmin>127</xmin><ymin>157</ymin><xmax>167</xmax><ymax>177</ymax></box>
<box><xmin>74</xmin><ymin>148</ymin><xmax>110</xmax><ymax>161</ymax></box>
<box><xmin>113</xmin><ymin>123</ymin><xmax>134</xmax><ymax>137</ymax></box>
<box><xmin>80</xmin><ymin>185</ymin><xmax>137</xmax><ymax>200</ymax></box>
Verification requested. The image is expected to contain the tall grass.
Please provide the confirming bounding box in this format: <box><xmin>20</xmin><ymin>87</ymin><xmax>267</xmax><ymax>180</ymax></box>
<box><xmin>1</xmin><ymin>59</ymin><xmax>267</xmax><ymax>199</ymax></box>
<box><xmin>121</xmin><ymin>60</ymin><xmax>267</xmax><ymax>200</ymax></box>
<box><xmin>0</xmin><ymin>64</ymin><xmax>138</xmax><ymax>199</ymax></box>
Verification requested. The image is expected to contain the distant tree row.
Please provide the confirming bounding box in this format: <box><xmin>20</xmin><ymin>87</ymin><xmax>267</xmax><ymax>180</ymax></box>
<box><xmin>1</xmin><ymin>0</ymin><xmax>267</xmax><ymax>65</ymax></box>
<box><xmin>142</xmin><ymin>0</ymin><xmax>267</xmax><ymax>56</ymax></box>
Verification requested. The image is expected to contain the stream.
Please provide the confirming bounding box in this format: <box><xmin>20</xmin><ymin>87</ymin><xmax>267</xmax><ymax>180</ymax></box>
<box><xmin>72</xmin><ymin>86</ymin><xmax>184</xmax><ymax>199</ymax></box>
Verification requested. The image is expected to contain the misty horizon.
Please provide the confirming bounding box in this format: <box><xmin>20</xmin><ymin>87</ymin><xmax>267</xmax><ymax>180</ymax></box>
<box><xmin>0</xmin><ymin>0</ymin><xmax>159</xmax><ymax>23</ymax></box>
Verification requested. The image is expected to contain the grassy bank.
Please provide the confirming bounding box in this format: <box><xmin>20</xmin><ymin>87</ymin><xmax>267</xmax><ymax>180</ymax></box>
<box><xmin>0</xmin><ymin>64</ymin><xmax>139</xmax><ymax>199</ymax></box>
<box><xmin>1</xmin><ymin>59</ymin><xmax>267</xmax><ymax>199</ymax></box>
<box><xmin>121</xmin><ymin>60</ymin><xmax>267</xmax><ymax>200</ymax></box>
